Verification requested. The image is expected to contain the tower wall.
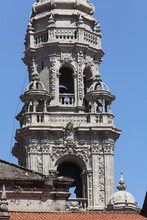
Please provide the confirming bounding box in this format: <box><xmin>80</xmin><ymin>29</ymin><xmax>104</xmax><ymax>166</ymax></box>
<box><xmin>12</xmin><ymin>0</ymin><xmax>121</xmax><ymax>210</ymax></box>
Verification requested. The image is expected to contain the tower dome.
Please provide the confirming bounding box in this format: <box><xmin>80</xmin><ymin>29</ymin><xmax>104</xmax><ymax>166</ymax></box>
<box><xmin>108</xmin><ymin>172</ymin><xmax>138</xmax><ymax>211</ymax></box>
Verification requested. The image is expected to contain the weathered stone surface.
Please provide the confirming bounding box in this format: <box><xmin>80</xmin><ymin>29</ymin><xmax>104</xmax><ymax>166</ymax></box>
<box><xmin>11</xmin><ymin>0</ymin><xmax>122</xmax><ymax>212</ymax></box>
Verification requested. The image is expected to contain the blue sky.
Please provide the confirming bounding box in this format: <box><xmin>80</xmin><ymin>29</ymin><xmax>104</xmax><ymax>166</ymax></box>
<box><xmin>0</xmin><ymin>0</ymin><xmax>146</xmax><ymax>208</ymax></box>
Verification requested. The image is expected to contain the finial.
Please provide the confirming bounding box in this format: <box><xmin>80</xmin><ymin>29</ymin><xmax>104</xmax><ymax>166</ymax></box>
<box><xmin>31</xmin><ymin>59</ymin><xmax>40</xmax><ymax>82</ymax></box>
<box><xmin>0</xmin><ymin>185</ymin><xmax>9</xmax><ymax>215</ymax></box>
<box><xmin>1</xmin><ymin>185</ymin><xmax>6</xmax><ymax>201</ymax></box>
<box><xmin>117</xmin><ymin>171</ymin><xmax>127</xmax><ymax>191</ymax></box>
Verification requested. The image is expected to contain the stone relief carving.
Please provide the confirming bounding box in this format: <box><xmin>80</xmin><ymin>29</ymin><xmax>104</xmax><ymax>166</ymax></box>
<box><xmin>52</xmin><ymin>145</ymin><xmax>91</xmax><ymax>164</ymax></box>
<box><xmin>92</xmin><ymin>144</ymin><xmax>103</xmax><ymax>154</ymax></box>
<box><xmin>61</xmin><ymin>52</ymin><xmax>73</xmax><ymax>64</ymax></box>
<box><xmin>77</xmin><ymin>51</ymin><xmax>84</xmax><ymax>100</ymax></box>
<box><xmin>65</xmin><ymin>122</ymin><xmax>74</xmax><ymax>140</ymax></box>
<box><xmin>99</xmin><ymin>155</ymin><xmax>105</xmax><ymax>203</ymax></box>
<box><xmin>104</xmin><ymin>144</ymin><xmax>114</xmax><ymax>155</ymax></box>
<box><xmin>49</xmin><ymin>57</ymin><xmax>56</xmax><ymax>96</ymax></box>
<box><xmin>87</xmin><ymin>171</ymin><xmax>93</xmax><ymax>207</ymax></box>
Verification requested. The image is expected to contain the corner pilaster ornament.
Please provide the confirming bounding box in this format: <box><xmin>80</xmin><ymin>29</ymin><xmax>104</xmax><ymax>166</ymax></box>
<box><xmin>117</xmin><ymin>171</ymin><xmax>127</xmax><ymax>191</ymax></box>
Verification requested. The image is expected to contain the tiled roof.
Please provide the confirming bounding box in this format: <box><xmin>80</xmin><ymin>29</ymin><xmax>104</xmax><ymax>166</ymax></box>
<box><xmin>8</xmin><ymin>212</ymin><xmax>147</xmax><ymax>220</ymax></box>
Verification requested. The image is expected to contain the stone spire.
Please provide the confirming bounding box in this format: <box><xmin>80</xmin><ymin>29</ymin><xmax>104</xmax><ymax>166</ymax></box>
<box><xmin>0</xmin><ymin>185</ymin><xmax>10</xmax><ymax>220</ymax></box>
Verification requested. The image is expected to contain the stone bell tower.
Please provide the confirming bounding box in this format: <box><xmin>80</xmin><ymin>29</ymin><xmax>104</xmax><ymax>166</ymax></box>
<box><xmin>12</xmin><ymin>0</ymin><xmax>121</xmax><ymax>210</ymax></box>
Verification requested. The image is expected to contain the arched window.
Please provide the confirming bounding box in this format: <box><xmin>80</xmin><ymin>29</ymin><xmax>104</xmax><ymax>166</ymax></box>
<box><xmin>59</xmin><ymin>67</ymin><xmax>74</xmax><ymax>94</ymax></box>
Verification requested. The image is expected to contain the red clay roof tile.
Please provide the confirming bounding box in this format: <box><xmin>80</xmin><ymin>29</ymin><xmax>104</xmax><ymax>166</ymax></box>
<box><xmin>8</xmin><ymin>212</ymin><xmax>147</xmax><ymax>220</ymax></box>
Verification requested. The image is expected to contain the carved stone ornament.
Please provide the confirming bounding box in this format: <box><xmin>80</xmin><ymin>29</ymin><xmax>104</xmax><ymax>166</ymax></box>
<box><xmin>61</xmin><ymin>52</ymin><xmax>73</xmax><ymax>63</ymax></box>
<box><xmin>52</xmin><ymin>146</ymin><xmax>91</xmax><ymax>164</ymax></box>
<box><xmin>92</xmin><ymin>144</ymin><xmax>103</xmax><ymax>154</ymax></box>
<box><xmin>77</xmin><ymin>51</ymin><xmax>84</xmax><ymax>100</ymax></box>
<box><xmin>36</xmin><ymin>154</ymin><xmax>42</xmax><ymax>173</ymax></box>
<box><xmin>99</xmin><ymin>155</ymin><xmax>105</xmax><ymax>203</ymax></box>
<box><xmin>49</xmin><ymin>57</ymin><xmax>56</xmax><ymax>96</ymax></box>
<box><xmin>104</xmin><ymin>144</ymin><xmax>114</xmax><ymax>155</ymax></box>
<box><xmin>87</xmin><ymin>171</ymin><xmax>93</xmax><ymax>206</ymax></box>
<box><xmin>65</xmin><ymin>122</ymin><xmax>74</xmax><ymax>140</ymax></box>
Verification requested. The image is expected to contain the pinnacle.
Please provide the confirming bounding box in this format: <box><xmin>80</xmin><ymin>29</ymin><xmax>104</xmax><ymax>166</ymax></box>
<box><xmin>117</xmin><ymin>171</ymin><xmax>128</xmax><ymax>191</ymax></box>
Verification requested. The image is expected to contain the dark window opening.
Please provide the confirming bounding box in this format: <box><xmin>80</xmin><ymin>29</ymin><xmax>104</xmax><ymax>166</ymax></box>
<box><xmin>57</xmin><ymin>162</ymin><xmax>84</xmax><ymax>198</ymax></box>
<box><xmin>75</xmin><ymin>31</ymin><xmax>77</xmax><ymax>39</ymax></box>
<box><xmin>36</xmin><ymin>100</ymin><xmax>44</xmax><ymax>112</ymax></box>
<box><xmin>41</xmin><ymin>61</ymin><xmax>44</xmax><ymax>70</ymax></box>
<box><xmin>59</xmin><ymin>67</ymin><xmax>74</xmax><ymax>94</ymax></box>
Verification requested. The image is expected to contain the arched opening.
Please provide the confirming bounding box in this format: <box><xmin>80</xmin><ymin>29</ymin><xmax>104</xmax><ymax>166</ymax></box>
<box><xmin>59</xmin><ymin>67</ymin><xmax>75</xmax><ymax>105</ymax></box>
<box><xmin>57</xmin><ymin>162</ymin><xmax>86</xmax><ymax>199</ymax></box>
<box><xmin>59</xmin><ymin>67</ymin><xmax>74</xmax><ymax>94</ymax></box>
<box><xmin>36</xmin><ymin>100</ymin><xmax>44</xmax><ymax>112</ymax></box>
<box><xmin>58</xmin><ymin>162</ymin><xmax>82</xmax><ymax>198</ymax></box>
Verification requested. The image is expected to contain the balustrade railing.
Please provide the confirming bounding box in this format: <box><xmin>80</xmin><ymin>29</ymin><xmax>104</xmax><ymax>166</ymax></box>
<box><xmin>59</xmin><ymin>94</ymin><xmax>75</xmax><ymax>106</ymax></box>
<box><xmin>33</xmin><ymin>28</ymin><xmax>99</xmax><ymax>49</ymax></box>
<box><xmin>21</xmin><ymin>112</ymin><xmax>113</xmax><ymax>128</ymax></box>
<box><xmin>34</xmin><ymin>31</ymin><xmax>49</xmax><ymax>45</ymax></box>
<box><xmin>68</xmin><ymin>198</ymin><xmax>88</xmax><ymax>210</ymax></box>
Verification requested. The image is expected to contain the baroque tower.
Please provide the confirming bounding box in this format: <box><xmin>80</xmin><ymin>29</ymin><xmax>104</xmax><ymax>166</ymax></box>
<box><xmin>13</xmin><ymin>0</ymin><xmax>121</xmax><ymax>210</ymax></box>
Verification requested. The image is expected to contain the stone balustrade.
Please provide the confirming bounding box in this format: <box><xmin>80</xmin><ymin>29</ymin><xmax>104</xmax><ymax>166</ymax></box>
<box><xmin>59</xmin><ymin>94</ymin><xmax>75</xmax><ymax>106</ymax></box>
<box><xmin>20</xmin><ymin>112</ymin><xmax>114</xmax><ymax>128</ymax></box>
<box><xmin>68</xmin><ymin>198</ymin><xmax>88</xmax><ymax>210</ymax></box>
<box><xmin>32</xmin><ymin>28</ymin><xmax>100</xmax><ymax>49</ymax></box>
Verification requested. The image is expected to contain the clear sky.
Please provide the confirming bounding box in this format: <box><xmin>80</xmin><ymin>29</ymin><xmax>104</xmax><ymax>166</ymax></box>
<box><xmin>0</xmin><ymin>0</ymin><xmax>146</xmax><ymax>208</ymax></box>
